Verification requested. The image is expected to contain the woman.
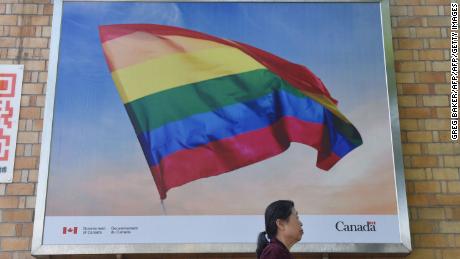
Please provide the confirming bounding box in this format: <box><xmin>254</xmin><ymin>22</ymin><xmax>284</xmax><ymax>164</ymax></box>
<box><xmin>256</xmin><ymin>200</ymin><xmax>303</xmax><ymax>259</ymax></box>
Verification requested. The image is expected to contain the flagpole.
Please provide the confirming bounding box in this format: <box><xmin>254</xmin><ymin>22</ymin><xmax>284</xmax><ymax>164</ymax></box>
<box><xmin>161</xmin><ymin>200</ymin><xmax>167</xmax><ymax>215</ymax></box>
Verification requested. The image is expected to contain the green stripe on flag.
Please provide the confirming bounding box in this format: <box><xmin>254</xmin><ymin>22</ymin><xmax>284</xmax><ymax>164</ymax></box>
<box><xmin>125</xmin><ymin>68</ymin><xmax>360</xmax><ymax>144</ymax></box>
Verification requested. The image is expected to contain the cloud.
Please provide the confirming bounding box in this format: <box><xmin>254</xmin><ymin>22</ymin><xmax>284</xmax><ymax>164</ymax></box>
<box><xmin>46</xmin><ymin>167</ymin><xmax>163</xmax><ymax>216</ymax></box>
<box><xmin>65</xmin><ymin>2</ymin><xmax>183</xmax><ymax>26</ymax></box>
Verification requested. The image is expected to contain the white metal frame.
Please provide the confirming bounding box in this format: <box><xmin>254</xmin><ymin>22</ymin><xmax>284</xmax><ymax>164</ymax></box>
<box><xmin>31</xmin><ymin>0</ymin><xmax>412</xmax><ymax>256</ymax></box>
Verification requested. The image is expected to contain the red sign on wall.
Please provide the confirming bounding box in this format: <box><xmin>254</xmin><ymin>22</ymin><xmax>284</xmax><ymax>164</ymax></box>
<box><xmin>0</xmin><ymin>65</ymin><xmax>23</xmax><ymax>183</ymax></box>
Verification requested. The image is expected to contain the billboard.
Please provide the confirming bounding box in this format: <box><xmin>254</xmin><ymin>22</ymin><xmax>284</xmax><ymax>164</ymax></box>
<box><xmin>32</xmin><ymin>0</ymin><xmax>411</xmax><ymax>255</ymax></box>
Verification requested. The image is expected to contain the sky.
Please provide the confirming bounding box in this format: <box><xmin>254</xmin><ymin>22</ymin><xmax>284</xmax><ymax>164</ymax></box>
<box><xmin>45</xmin><ymin>2</ymin><xmax>398</xmax><ymax>216</ymax></box>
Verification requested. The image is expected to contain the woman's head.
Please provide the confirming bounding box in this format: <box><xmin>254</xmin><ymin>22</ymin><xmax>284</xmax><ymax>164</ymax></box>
<box><xmin>256</xmin><ymin>200</ymin><xmax>303</xmax><ymax>258</ymax></box>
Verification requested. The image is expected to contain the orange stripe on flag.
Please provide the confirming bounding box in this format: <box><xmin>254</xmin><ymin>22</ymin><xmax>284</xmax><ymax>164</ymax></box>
<box><xmin>102</xmin><ymin>32</ymin><xmax>226</xmax><ymax>72</ymax></box>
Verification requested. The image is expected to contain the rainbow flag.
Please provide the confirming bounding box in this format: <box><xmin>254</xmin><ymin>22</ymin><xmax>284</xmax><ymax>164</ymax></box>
<box><xmin>99</xmin><ymin>24</ymin><xmax>362</xmax><ymax>200</ymax></box>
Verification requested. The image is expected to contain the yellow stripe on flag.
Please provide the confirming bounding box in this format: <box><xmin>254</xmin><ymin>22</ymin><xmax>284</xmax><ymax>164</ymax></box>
<box><xmin>300</xmin><ymin>91</ymin><xmax>350</xmax><ymax>123</ymax></box>
<box><xmin>112</xmin><ymin>47</ymin><xmax>265</xmax><ymax>103</ymax></box>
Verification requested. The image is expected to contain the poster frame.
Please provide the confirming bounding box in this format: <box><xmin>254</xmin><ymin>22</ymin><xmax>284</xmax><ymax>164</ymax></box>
<box><xmin>31</xmin><ymin>0</ymin><xmax>411</xmax><ymax>255</ymax></box>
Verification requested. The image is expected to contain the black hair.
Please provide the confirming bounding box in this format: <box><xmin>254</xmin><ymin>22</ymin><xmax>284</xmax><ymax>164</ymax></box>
<box><xmin>256</xmin><ymin>200</ymin><xmax>295</xmax><ymax>258</ymax></box>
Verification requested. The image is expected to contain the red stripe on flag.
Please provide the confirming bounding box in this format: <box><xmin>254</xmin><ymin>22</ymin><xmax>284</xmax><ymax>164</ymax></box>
<box><xmin>149</xmin><ymin>116</ymin><xmax>340</xmax><ymax>199</ymax></box>
<box><xmin>99</xmin><ymin>24</ymin><xmax>336</xmax><ymax>104</ymax></box>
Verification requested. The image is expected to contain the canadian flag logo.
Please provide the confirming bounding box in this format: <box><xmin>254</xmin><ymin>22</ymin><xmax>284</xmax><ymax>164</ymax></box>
<box><xmin>63</xmin><ymin>227</ymin><xmax>78</xmax><ymax>235</ymax></box>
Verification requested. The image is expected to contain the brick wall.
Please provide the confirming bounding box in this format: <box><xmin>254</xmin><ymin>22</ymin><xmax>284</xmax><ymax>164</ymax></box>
<box><xmin>0</xmin><ymin>0</ymin><xmax>50</xmax><ymax>258</ymax></box>
<box><xmin>0</xmin><ymin>0</ymin><xmax>456</xmax><ymax>258</ymax></box>
<box><xmin>392</xmin><ymin>0</ymin><xmax>460</xmax><ymax>258</ymax></box>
